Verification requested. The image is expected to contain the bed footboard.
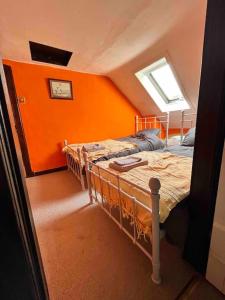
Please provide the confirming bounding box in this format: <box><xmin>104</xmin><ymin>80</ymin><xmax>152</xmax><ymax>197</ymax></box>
<box><xmin>83</xmin><ymin>151</ymin><xmax>161</xmax><ymax>284</ymax></box>
<box><xmin>64</xmin><ymin>140</ymin><xmax>85</xmax><ymax>190</ymax></box>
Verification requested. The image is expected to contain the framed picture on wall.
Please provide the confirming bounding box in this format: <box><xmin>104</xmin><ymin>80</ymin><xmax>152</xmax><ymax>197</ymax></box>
<box><xmin>48</xmin><ymin>79</ymin><xmax>73</xmax><ymax>100</ymax></box>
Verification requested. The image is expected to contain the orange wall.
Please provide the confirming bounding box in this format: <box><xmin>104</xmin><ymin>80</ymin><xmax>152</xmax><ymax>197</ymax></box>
<box><xmin>169</xmin><ymin>128</ymin><xmax>189</xmax><ymax>136</ymax></box>
<box><xmin>4</xmin><ymin>60</ymin><xmax>140</xmax><ymax>172</ymax></box>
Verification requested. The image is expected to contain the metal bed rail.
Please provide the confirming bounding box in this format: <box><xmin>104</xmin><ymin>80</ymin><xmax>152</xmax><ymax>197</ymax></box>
<box><xmin>180</xmin><ymin>111</ymin><xmax>197</xmax><ymax>142</ymax></box>
<box><xmin>83</xmin><ymin>151</ymin><xmax>162</xmax><ymax>284</ymax></box>
<box><xmin>64</xmin><ymin>140</ymin><xmax>85</xmax><ymax>190</ymax></box>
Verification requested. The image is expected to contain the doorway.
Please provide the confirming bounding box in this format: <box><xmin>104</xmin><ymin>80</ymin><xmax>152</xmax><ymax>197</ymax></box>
<box><xmin>3</xmin><ymin>64</ymin><xmax>33</xmax><ymax>177</ymax></box>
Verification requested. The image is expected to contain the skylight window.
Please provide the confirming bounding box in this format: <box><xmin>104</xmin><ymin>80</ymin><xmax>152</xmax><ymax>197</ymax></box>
<box><xmin>135</xmin><ymin>58</ymin><xmax>189</xmax><ymax>112</ymax></box>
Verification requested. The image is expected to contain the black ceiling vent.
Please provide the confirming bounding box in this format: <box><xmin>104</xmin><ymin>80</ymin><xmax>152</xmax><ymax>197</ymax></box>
<box><xmin>29</xmin><ymin>41</ymin><xmax>72</xmax><ymax>66</ymax></box>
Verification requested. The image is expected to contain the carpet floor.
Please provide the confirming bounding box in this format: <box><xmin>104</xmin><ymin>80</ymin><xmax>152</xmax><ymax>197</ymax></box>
<box><xmin>26</xmin><ymin>170</ymin><xmax>224</xmax><ymax>300</ymax></box>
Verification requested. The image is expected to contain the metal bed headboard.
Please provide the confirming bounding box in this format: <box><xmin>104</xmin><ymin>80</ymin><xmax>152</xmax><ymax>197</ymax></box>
<box><xmin>135</xmin><ymin>112</ymin><xmax>170</xmax><ymax>146</ymax></box>
<box><xmin>180</xmin><ymin>111</ymin><xmax>197</xmax><ymax>142</ymax></box>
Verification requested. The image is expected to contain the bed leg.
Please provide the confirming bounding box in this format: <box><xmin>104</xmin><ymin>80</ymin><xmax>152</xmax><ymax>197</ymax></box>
<box><xmin>83</xmin><ymin>151</ymin><xmax>93</xmax><ymax>204</ymax></box>
<box><xmin>149</xmin><ymin>177</ymin><xmax>161</xmax><ymax>285</ymax></box>
<box><xmin>77</xmin><ymin>148</ymin><xmax>85</xmax><ymax>191</ymax></box>
<box><xmin>63</xmin><ymin>140</ymin><xmax>69</xmax><ymax>170</ymax></box>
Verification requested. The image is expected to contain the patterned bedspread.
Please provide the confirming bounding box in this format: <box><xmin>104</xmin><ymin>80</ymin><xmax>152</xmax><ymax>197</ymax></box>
<box><xmin>91</xmin><ymin>151</ymin><xmax>192</xmax><ymax>237</ymax></box>
<box><xmin>63</xmin><ymin>135</ymin><xmax>165</xmax><ymax>165</ymax></box>
<box><xmin>63</xmin><ymin>139</ymin><xmax>138</xmax><ymax>165</ymax></box>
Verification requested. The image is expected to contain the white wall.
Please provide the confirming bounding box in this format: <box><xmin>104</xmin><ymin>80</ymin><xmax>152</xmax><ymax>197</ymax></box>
<box><xmin>207</xmin><ymin>142</ymin><xmax>225</xmax><ymax>294</ymax></box>
<box><xmin>108</xmin><ymin>0</ymin><xmax>206</xmax><ymax>127</ymax></box>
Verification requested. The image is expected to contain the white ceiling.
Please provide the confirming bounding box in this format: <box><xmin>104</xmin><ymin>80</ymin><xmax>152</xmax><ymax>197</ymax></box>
<box><xmin>109</xmin><ymin>0</ymin><xmax>207</xmax><ymax>125</ymax></box>
<box><xmin>1</xmin><ymin>0</ymin><xmax>204</xmax><ymax>74</ymax></box>
<box><xmin>0</xmin><ymin>0</ymin><xmax>207</xmax><ymax>123</ymax></box>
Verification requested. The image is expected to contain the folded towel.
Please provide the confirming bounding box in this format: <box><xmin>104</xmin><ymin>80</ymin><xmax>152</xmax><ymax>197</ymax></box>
<box><xmin>109</xmin><ymin>159</ymin><xmax>148</xmax><ymax>172</ymax></box>
<box><xmin>113</xmin><ymin>156</ymin><xmax>141</xmax><ymax>166</ymax></box>
<box><xmin>82</xmin><ymin>144</ymin><xmax>105</xmax><ymax>152</ymax></box>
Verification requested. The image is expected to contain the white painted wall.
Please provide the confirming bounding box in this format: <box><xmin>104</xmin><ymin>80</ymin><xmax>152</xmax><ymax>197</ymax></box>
<box><xmin>108</xmin><ymin>0</ymin><xmax>206</xmax><ymax>127</ymax></box>
<box><xmin>207</xmin><ymin>142</ymin><xmax>225</xmax><ymax>294</ymax></box>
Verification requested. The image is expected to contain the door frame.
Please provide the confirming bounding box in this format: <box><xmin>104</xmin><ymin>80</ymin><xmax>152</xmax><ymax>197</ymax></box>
<box><xmin>184</xmin><ymin>0</ymin><xmax>225</xmax><ymax>273</ymax></box>
<box><xmin>3</xmin><ymin>64</ymin><xmax>33</xmax><ymax>177</ymax></box>
<box><xmin>0</xmin><ymin>60</ymin><xmax>49</xmax><ymax>299</ymax></box>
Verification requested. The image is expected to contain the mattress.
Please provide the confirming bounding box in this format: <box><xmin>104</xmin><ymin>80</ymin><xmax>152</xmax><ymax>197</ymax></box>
<box><xmin>63</xmin><ymin>139</ymin><xmax>138</xmax><ymax>166</ymax></box>
<box><xmin>159</xmin><ymin>145</ymin><xmax>194</xmax><ymax>157</ymax></box>
<box><xmin>91</xmin><ymin>151</ymin><xmax>193</xmax><ymax>238</ymax></box>
<box><xmin>63</xmin><ymin>135</ymin><xmax>164</xmax><ymax>165</ymax></box>
<box><xmin>158</xmin><ymin>144</ymin><xmax>194</xmax><ymax>247</ymax></box>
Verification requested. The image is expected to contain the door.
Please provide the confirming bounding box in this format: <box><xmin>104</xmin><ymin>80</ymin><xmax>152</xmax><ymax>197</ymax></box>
<box><xmin>3</xmin><ymin>64</ymin><xmax>33</xmax><ymax>177</ymax></box>
<box><xmin>184</xmin><ymin>0</ymin><xmax>225</xmax><ymax>274</ymax></box>
<box><xmin>0</xmin><ymin>61</ymin><xmax>48</xmax><ymax>299</ymax></box>
<box><xmin>206</xmin><ymin>143</ymin><xmax>225</xmax><ymax>294</ymax></box>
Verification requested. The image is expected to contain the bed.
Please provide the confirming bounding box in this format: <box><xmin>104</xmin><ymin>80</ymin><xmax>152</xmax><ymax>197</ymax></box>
<box><xmin>63</xmin><ymin>114</ymin><xmax>169</xmax><ymax>190</ymax></box>
<box><xmin>83</xmin><ymin>120</ymin><xmax>196</xmax><ymax>284</ymax></box>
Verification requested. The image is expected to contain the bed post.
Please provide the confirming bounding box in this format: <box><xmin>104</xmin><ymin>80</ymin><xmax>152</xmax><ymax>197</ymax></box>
<box><xmin>149</xmin><ymin>177</ymin><xmax>161</xmax><ymax>284</ymax></box>
<box><xmin>64</xmin><ymin>140</ymin><xmax>69</xmax><ymax>170</ymax></box>
<box><xmin>135</xmin><ymin>115</ymin><xmax>139</xmax><ymax>133</ymax></box>
<box><xmin>77</xmin><ymin>148</ymin><xmax>85</xmax><ymax>191</ymax></box>
<box><xmin>83</xmin><ymin>151</ymin><xmax>93</xmax><ymax>204</ymax></box>
<box><xmin>181</xmin><ymin>110</ymin><xmax>184</xmax><ymax>143</ymax></box>
<box><xmin>166</xmin><ymin>112</ymin><xmax>169</xmax><ymax>147</ymax></box>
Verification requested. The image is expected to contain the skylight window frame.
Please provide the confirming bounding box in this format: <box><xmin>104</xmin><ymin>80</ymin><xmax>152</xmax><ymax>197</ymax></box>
<box><xmin>147</xmin><ymin>59</ymin><xmax>183</xmax><ymax>104</ymax></box>
<box><xmin>135</xmin><ymin>57</ymin><xmax>190</xmax><ymax>112</ymax></box>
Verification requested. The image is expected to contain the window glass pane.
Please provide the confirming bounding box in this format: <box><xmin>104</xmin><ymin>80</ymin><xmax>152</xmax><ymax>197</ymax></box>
<box><xmin>135</xmin><ymin>57</ymin><xmax>190</xmax><ymax>112</ymax></box>
<box><xmin>151</xmin><ymin>64</ymin><xmax>183</xmax><ymax>101</ymax></box>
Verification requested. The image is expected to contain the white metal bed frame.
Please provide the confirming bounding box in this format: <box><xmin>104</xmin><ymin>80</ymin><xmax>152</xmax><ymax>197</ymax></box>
<box><xmin>135</xmin><ymin>113</ymin><xmax>170</xmax><ymax>146</ymax></box>
<box><xmin>64</xmin><ymin>114</ymin><xmax>170</xmax><ymax>190</ymax></box>
<box><xmin>64</xmin><ymin>141</ymin><xmax>86</xmax><ymax>190</ymax></box>
<box><xmin>63</xmin><ymin>110</ymin><xmax>197</xmax><ymax>283</ymax></box>
<box><xmin>83</xmin><ymin>151</ymin><xmax>162</xmax><ymax>284</ymax></box>
<box><xmin>180</xmin><ymin>111</ymin><xmax>197</xmax><ymax>142</ymax></box>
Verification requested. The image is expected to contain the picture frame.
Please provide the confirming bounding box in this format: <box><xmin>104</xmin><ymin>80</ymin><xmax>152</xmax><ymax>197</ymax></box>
<box><xmin>48</xmin><ymin>79</ymin><xmax>73</xmax><ymax>100</ymax></box>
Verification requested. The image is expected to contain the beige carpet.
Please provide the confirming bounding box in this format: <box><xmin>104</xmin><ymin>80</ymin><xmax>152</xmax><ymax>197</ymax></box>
<box><xmin>26</xmin><ymin>170</ymin><xmax>202</xmax><ymax>300</ymax></box>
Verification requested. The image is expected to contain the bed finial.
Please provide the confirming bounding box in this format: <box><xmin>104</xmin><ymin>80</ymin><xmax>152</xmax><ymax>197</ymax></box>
<box><xmin>149</xmin><ymin>177</ymin><xmax>161</xmax><ymax>284</ymax></box>
<box><xmin>149</xmin><ymin>177</ymin><xmax>161</xmax><ymax>195</ymax></box>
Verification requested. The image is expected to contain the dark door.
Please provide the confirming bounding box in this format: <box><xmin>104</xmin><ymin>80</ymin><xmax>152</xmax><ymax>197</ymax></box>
<box><xmin>3</xmin><ymin>64</ymin><xmax>33</xmax><ymax>177</ymax></box>
<box><xmin>184</xmin><ymin>0</ymin><xmax>225</xmax><ymax>273</ymax></box>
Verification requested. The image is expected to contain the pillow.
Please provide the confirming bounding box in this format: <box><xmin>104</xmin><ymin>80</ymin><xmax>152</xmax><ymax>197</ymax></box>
<box><xmin>182</xmin><ymin>128</ymin><xmax>196</xmax><ymax>146</ymax></box>
<box><xmin>136</xmin><ymin>128</ymin><xmax>160</xmax><ymax>138</ymax></box>
<box><xmin>144</xmin><ymin>134</ymin><xmax>165</xmax><ymax>150</ymax></box>
<box><xmin>167</xmin><ymin>136</ymin><xmax>181</xmax><ymax>146</ymax></box>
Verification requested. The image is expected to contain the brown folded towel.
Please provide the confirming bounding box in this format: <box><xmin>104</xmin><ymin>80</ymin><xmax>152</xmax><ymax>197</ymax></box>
<box><xmin>114</xmin><ymin>156</ymin><xmax>141</xmax><ymax>166</ymax></box>
<box><xmin>82</xmin><ymin>144</ymin><xmax>105</xmax><ymax>152</ymax></box>
<box><xmin>109</xmin><ymin>159</ymin><xmax>148</xmax><ymax>172</ymax></box>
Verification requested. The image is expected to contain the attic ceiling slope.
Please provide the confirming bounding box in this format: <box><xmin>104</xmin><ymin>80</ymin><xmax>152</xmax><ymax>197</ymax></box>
<box><xmin>1</xmin><ymin>0</ymin><xmax>202</xmax><ymax>74</ymax></box>
<box><xmin>108</xmin><ymin>0</ymin><xmax>207</xmax><ymax>127</ymax></box>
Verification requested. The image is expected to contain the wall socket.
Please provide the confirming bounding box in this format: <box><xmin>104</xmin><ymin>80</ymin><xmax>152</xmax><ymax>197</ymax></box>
<box><xmin>17</xmin><ymin>96</ymin><xmax>26</xmax><ymax>103</ymax></box>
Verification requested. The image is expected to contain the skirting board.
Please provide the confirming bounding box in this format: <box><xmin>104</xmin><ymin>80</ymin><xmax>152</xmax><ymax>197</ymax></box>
<box><xmin>31</xmin><ymin>166</ymin><xmax>67</xmax><ymax>177</ymax></box>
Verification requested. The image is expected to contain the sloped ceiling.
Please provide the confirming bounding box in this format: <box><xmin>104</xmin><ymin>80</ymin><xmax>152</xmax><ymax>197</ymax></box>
<box><xmin>109</xmin><ymin>1</ymin><xmax>207</xmax><ymax>126</ymax></box>
<box><xmin>0</xmin><ymin>0</ymin><xmax>207</xmax><ymax>125</ymax></box>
